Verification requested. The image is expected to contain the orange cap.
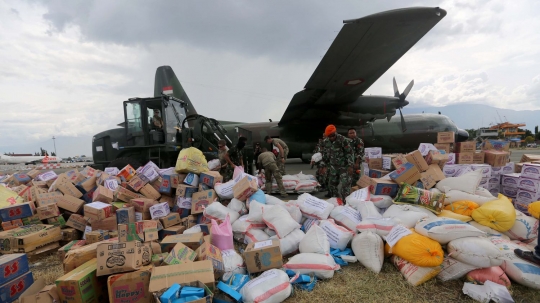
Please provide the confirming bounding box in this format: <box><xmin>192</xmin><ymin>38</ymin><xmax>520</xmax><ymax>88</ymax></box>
<box><xmin>325</xmin><ymin>125</ymin><xmax>337</xmax><ymax>136</ymax></box>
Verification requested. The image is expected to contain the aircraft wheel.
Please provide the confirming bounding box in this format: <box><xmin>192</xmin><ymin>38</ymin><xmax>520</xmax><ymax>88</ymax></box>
<box><xmin>108</xmin><ymin>157</ymin><xmax>142</xmax><ymax>170</ymax></box>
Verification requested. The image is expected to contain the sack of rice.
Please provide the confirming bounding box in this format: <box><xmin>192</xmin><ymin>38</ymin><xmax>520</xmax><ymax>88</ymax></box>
<box><xmin>351</xmin><ymin>231</ymin><xmax>384</xmax><ymax>274</ymax></box>
<box><xmin>447</xmin><ymin>237</ymin><xmax>504</xmax><ymax>268</ymax></box>
<box><xmin>391</xmin><ymin>255</ymin><xmax>442</xmax><ymax>286</ymax></box>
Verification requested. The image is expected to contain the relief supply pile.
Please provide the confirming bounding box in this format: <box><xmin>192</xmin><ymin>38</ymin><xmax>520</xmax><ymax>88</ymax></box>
<box><xmin>0</xmin><ymin>140</ymin><xmax>539</xmax><ymax>303</ymax></box>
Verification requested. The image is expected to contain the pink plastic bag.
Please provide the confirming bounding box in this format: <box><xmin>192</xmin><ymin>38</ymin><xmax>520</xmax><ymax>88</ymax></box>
<box><xmin>211</xmin><ymin>214</ymin><xmax>234</xmax><ymax>250</ymax></box>
<box><xmin>233</xmin><ymin>166</ymin><xmax>244</xmax><ymax>181</ymax></box>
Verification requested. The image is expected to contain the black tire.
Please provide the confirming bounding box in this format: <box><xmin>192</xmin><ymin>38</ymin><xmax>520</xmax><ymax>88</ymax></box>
<box><xmin>107</xmin><ymin>157</ymin><xmax>142</xmax><ymax>170</ymax></box>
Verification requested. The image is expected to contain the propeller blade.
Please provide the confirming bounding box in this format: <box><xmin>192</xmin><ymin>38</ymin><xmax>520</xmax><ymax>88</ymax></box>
<box><xmin>401</xmin><ymin>79</ymin><xmax>414</xmax><ymax>99</ymax></box>
<box><xmin>399</xmin><ymin>108</ymin><xmax>407</xmax><ymax>132</ymax></box>
<box><xmin>393</xmin><ymin>77</ymin><xmax>399</xmax><ymax>98</ymax></box>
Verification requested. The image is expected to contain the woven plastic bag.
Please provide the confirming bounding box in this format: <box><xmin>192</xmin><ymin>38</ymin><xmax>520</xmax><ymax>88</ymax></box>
<box><xmin>175</xmin><ymin>147</ymin><xmax>209</xmax><ymax>174</ymax></box>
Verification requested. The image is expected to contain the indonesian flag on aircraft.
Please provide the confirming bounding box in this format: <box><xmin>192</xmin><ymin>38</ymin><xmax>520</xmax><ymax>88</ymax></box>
<box><xmin>163</xmin><ymin>86</ymin><xmax>173</xmax><ymax>95</ymax></box>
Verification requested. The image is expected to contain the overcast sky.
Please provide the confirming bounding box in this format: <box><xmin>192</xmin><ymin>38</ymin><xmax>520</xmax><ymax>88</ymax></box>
<box><xmin>1</xmin><ymin>0</ymin><xmax>540</xmax><ymax>156</ymax></box>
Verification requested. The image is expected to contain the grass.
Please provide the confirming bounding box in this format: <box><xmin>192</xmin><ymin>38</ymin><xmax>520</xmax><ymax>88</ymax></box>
<box><xmin>31</xmin><ymin>250</ymin><xmax>540</xmax><ymax>303</ymax></box>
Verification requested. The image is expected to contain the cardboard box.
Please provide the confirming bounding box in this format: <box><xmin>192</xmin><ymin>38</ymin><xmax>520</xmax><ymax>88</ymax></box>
<box><xmin>521</xmin><ymin>163</ymin><xmax>540</xmax><ymax>180</ymax></box>
<box><xmin>437</xmin><ymin>131</ymin><xmax>455</xmax><ymax>143</ymax></box>
<box><xmin>233</xmin><ymin>176</ymin><xmax>258</xmax><ymax>202</ymax></box>
<box><xmin>151</xmin><ymin>253</ymin><xmax>168</xmax><ymax>266</ymax></box>
<box><xmin>191</xmin><ymin>190</ymin><xmax>217</xmax><ymax>214</ymax></box>
<box><xmin>491</xmin><ymin>162</ymin><xmax>515</xmax><ymax>176</ymax></box>
<box><xmin>148</xmin><ymin>260</ymin><xmax>216</xmax><ymax>292</ymax></box>
<box><xmin>92</xmin><ymin>185</ymin><xmax>114</xmax><ymax>204</ymax></box>
<box><xmin>389</xmin><ymin>162</ymin><xmax>420</xmax><ymax>185</ymax></box>
<box><xmin>19</xmin><ymin>279</ymin><xmax>60</xmax><ymax>303</ymax></box>
<box><xmin>128</xmin><ymin>175</ymin><xmax>147</xmax><ymax>192</ymax></box>
<box><xmin>176</xmin><ymin>184</ymin><xmax>199</xmax><ymax>198</ymax></box>
<box><xmin>35</xmin><ymin>192</ymin><xmax>64</xmax><ymax>207</ymax></box>
<box><xmin>159</xmin><ymin>226</ymin><xmax>186</xmax><ymax>239</ymax></box>
<box><xmin>243</xmin><ymin>239</ymin><xmax>283</xmax><ymax>274</ymax></box>
<box><xmin>446</xmin><ymin>153</ymin><xmax>456</xmax><ymax>164</ymax></box>
<box><xmin>501</xmin><ymin>173</ymin><xmax>521</xmax><ymax>189</ymax></box>
<box><xmin>140</xmin><ymin>183</ymin><xmax>161</xmax><ymax>200</ymax></box>
<box><xmin>161</xmin><ymin>233</ymin><xmax>204</xmax><ymax>252</ymax></box>
<box><xmin>456</xmin><ymin>153</ymin><xmax>474</xmax><ymax>164</ymax></box>
<box><xmin>0</xmin><ymin>224</ymin><xmax>61</xmax><ymax>253</ymax></box>
<box><xmin>425</xmin><ymin>151</ymin><xmax>450</xmax><ymax>169</ymax></box>
<box><xmin>118</xmin><ymin>164</ymin><xmax>137</xmax><ymax>181</ymax></box>
<box><xmin>481</xmin><ymin>139</ymin><xmax>510</xmax><ymax>152</ymax></box>
<box><xmin>500</xmin><ymin>186</ymin><xmax>518</xmax><ymax>198</ymax></box>
<box><xmin>382</xmin><ymin>156</ymin><xmax>393</xmax><ymax>170</ymax></box>
<box><xmin>91</xmin><ymin>215</ymin><xmax>118</xmax><ymax>231</ymax></box>
<box><xmin>368</xmin><ymin>178</ymin><xmax>399</xmax><ymax>196</ymax></box>
<box><xmin>66</xmin><ymin>214</ymin><xmax>89</xmax><ymax>232</ymax></box>
<box><xmin>364</xmin><ymin>147</ymin><xmax>382</xmax><ymax>159</ymax></box>
<box><xmin>21</xmin><ymin>214</ymin><xmax>42</xmax><ymax>226</ymax></box>
<box><xmin>1</xmin><ymin>219</ymin><xmax>23</xmax><ymax>231</ymax></box>
<box><xmin>84</xmin><ymin>202</ymin><xmax>113</xmax><ymax>221</ymax></box>
<box><xmin>391</xmin><ymin>154</ymin><xmax>408</xmax><ymax>169</ymax></box>
<box><xmin>57</xmin><ymin>195</ymin><xmax>84</xmax><ymax>213</ymax></box>
<box><xmin>36</xmin><ymin>203</ymin><xmax>60</xmax><ymax>220</ymax></box>
<box><xmin>0</xmin><ymin>271</ymin><xmax>34</xmax><ymax>302</ymax></box>
<box><xmin>518</xmin><ymin>177</ymin><xmax>540</xmax><ymax>192</ymax></box>
<box><xmin>96</xmin><ymin>241</ymin><xmax>142</xmax><ymax>276</ymax></box>
<box><xmin>367</xmin><ymin>158</ymin><xmax>383</xmax><ymax>170</ymax></box>
<box><xmin>12</xmin><ymin>173</ymin><xmax>31</xmax><ymax>185</ymax></box>
<box><xmin>196</xmin><ymin>241</ymin><xmax>224</xmax><ymax>278</ymax></box>
<box><xmin>0</xmin><ymin>253</ymin><xmax>29</xmax><ymax>285</ymax></box>
<box><xmin>130</xmin><ymin>198</ymin><xmax>157</xmax><ymax>213</ymax></box>
<box><xmin>484</xmin><ymin>150</ymin><xmax>509</xmax><ymax>167</ymax></box>
<box><xmin>57</xmin><ymin>182</ymin><xmax>83</xmax><ymax>198</ymax></box>
<box><xmin>159</xmin><ymin>212</ymin><xmax>182</xmax><ymax>229</ymax></box>
<box><xmin>515</xmin><ymin>189</ymin><xmax>539</xmax><ymax>205</ymax></box>
<box><xmin>434</xmin><ymin>143</ymin><xmax>452</xmax><ymax>153</ymax></box>
<box><xmin>200</xmin><ymin>171</ymin><xmax>223</xmax><ymax>188</ymax></box>
<box><xmin>454</xmin><ymin>141</ymin><xmax>476</xmax><ymax>153</ymax></box>
<box><xmin>77</xmin><ymin>176</ymin><xmax>97</xmax><ymax>193</ymax></box>
<box><xmin>47</xmin><ymin>215</ymin><xmax>67</xmax><ymax>228</ymax></box>
<box><xmin>472</xmin><ymin>151</ymin><xmax>485</xmax><ymax>164</ymax></box>
<box><xmin>356</xmin><ymin>175</ymin><xmax>371</xmax><ymax>188</ymax></box>
<box><xmin>56</xmin><ymin>258</ymin><xmax>102</xmax><ymax>302</ymax></box>
<box><xmin>86</xmin><ymin>230</ymin><xmax>109</xmax><ymax>245</ymax></box>
<box><xmin>160</xmin><ymin>195</ymin><xmax>175</xmax><ymax>208</ymax></box>
<box><xmin>170</xmin><ymin>174</ymin><xmax>187</xmax><ymax>188</ymax></box>
<box><xmin>420</xmin><ymin>165</ymin><xmax>446</xmax><ymax>190</ymax></box>
<box><xmin>117</xmin><ymin>206</ymin><xmax>136</xmax><ymax>225</ymax></box>
<box><xmin>405</xmin><ymin>150</ymin><xmax>429</xmax><ymax>172</ymax></box>
<box><xmin>368</xmin><ymin>169</ymin><xmax>390</xmax><ymax>179</ymax></box>
<box><xmin>163</xmin><ymin>242</ymin><xmax>197</xmax><ymax>265</ymax></box>
<box><xmin>117</xmin><ymin>187</ymin><xmax>141</xmax><ymax>203</ymax></box>
<box><xmin>61</xmin><ymin>228</ymin><xmax>80</xmax><ymax>242</ymax></box>
<box><xmin>149</xmin><ymin>201</ymin><xmax>171</xmax><ymax>219</ymax></box>
<box><xmin>107</xmin><ymin>265</ymin><xmax>153</xmax><ymax>303</ymax></box>
<box><xmin>0</xmin><ymin>202</ymin><xmax>35</xmax><ymax>221</ymax></box>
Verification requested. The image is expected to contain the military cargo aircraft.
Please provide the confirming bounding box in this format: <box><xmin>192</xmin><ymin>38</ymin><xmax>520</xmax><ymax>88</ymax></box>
<box><xmin>153</xmin><ymin>7</ymin><xmax>468</xmax><ymax>163</ymax></box>
<box><xmin>92</xmin><ymin>7</ymin><xmax>469</xmax><ymax>169</ymax></box>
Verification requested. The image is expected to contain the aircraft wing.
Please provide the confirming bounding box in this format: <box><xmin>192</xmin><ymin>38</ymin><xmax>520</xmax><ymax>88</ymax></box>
<box><xmin>279</xmin><ymin>7</ymin><xmax>446</xmax><ymax>125</ymax></box>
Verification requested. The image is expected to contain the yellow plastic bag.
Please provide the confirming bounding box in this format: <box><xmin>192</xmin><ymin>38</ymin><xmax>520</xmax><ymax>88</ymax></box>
<box><xmin>175</xmin><ymin>147</ymin><xmax>209</xmax><ymax>174</ymax></box>
<box><xmin>528</xmin><ymin>201</ymin><xmax>540</xmax><ymax>219</ymax></box>
<box><xmin>471</xmin><ymin>194</ymin><xmax>516</xmax><ymax>232</ymax></box>
<box><xmin>437</xmin><ymin>210</ymin><xmax>472</xmax><ymax>222</ymax></box>
<box><xmin>384</xmin><ymin>230</ymin><xmax>444</xmax><ymax>267</ymax></box>
<box><xmin>0</xmin><ymin>186</ymin><xmax>24</xmax><ymax>208</ymax></box>
<box><xmin>444</xmin><ymin>200</ymin><xmax>479</xmax><ymax>217</ymax></box>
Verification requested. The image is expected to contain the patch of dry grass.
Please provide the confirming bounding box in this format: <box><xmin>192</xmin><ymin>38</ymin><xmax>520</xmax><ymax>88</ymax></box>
<box><xmin>29</xmin><ymin>251</ymin><xmax>540</xmax><ymax>303</ymax></box>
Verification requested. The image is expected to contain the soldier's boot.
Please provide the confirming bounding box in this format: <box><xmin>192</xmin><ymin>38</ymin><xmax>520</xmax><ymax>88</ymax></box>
<box><xmin>265</xmin><ymin>182</ymin><xmax>272</xmax><ymax>194</ymax></box>
<box><xmin>276</xmin><ymin>177</ymin><xmax>288</xmax><ymax>198</ymax></box>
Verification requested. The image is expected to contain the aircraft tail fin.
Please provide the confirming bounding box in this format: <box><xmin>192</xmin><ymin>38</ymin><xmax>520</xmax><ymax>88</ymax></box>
<box><xmin>154</xmin><ymin>66</ymin><xmax>198</xmax><ymax>116</ymax></box>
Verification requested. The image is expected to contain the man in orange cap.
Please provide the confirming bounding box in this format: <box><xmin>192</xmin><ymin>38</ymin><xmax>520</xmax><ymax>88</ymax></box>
<box><xmin>322</xmin><ymin>125</ymin><xmax>354</xmax><ymax>199</ymax></box>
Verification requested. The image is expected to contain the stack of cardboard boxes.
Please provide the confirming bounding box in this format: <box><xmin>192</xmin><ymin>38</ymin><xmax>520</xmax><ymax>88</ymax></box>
<box><xmin>501</xmin><ymin>163</ymin><xmax>540</xmax><ymax>214</ymax></box>
<box><xmin>0</xmin><ymin>254</ymin><xmax>34</xmax><ymax>302</ymax></box>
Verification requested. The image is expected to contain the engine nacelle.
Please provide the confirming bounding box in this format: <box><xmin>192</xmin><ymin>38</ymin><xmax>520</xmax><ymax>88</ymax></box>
<box><xmin>336</xmin><ymin>95</ymin><xmax>403</xmax><ymax>121</ymax></box>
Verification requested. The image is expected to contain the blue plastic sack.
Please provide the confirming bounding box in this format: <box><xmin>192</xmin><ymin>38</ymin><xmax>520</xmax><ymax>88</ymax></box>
<box><xmin>247</xmin><ymin>189</ymin><xmax>266</xmax><ymax>205</ymax></box>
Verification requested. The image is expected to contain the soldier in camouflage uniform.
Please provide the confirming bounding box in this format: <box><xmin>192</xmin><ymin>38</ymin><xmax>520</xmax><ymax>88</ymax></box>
<box><xmin>322</xmin><ymin>125</ymin><xmax>354</xmax><ymax>200</ymax></box>
<box><xmin>347</xmin><ymin>128</ymin><xmax>364</xmax><ymax>184</ymax></box>
<box><xmin>257</xmin><ymin>148</ymin><xmax>288</xmax><ymax>198</ymax></box>
<box><xmin>223</xmin><ymin>137</ymin><xmax>247</xmax><ymax>182</ymax></box>
<box><xmin>311</xmin><ymin>133</ymin><xmax>328</xmax><ymax>190</ymax></box>
<box><xmin>264</xmin><ymin>136</ymin><xmax>289</xmax><ymax>175</ymax></box>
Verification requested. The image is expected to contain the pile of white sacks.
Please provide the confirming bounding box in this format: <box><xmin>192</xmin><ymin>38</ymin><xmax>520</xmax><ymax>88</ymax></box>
<box><xmin>192</xmin><ymin>169</ymin><xmax>540</xmax><ymax>302</ymax></box>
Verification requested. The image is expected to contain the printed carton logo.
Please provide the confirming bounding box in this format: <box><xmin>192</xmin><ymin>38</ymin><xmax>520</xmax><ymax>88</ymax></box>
<box><xmin>521</xmin><ymin>179</ymin><xmax>535</xmax><ymax>186</ymax></box>
<box><xmin>113</xmin><ymin>282</ymin><xmax>145</xmax><ymax>303</ymax></box>
<box><xmin>3</xmin><ymin>261</ymin><xmax>19</xmax><ymax>278</ymax></box>
<box><xmin>505</xmin><ymin>178</ymin><xmax>517</xmax><ymax>185</ymax></box>
<box><xmin>518</xmin><ymin>191</ymin><xmax>533</xmax><ymax>199</ymax></box>
<box><xmin>503</xmin><ymin>166</ymin><xmax>513</xmax><ymax>173</ymax></box>
<box><xmin>524</xmin><ymin>167</ymin><xmax>540</xmax><ymax>174</ymax></box>
<box><xmin>8</xmin><ymin>207</ymin><xmax>23</xmax><ymax>218</ymax></box>
<box><xmin>504</xmin><ymin>188</ymin><xmax>518</xmax><ymax>196</ymax></box>
<box><xmin>10</xmin><ymin>280</ymin><xmax>25</xmax><ymax>297</ymax></box>
<box><xmin>61</xmin><ymin>285</ymin><xmax>76</xmax><ymax>296</ymax></box>
<box><xmin>106</xmin><ymin>255</ymin><xmax>126</xmax><ymax>268</ymax></box>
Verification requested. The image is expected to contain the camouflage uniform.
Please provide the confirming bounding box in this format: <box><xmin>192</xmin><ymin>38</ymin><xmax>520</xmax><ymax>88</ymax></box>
<box><xmin>349</xmin><ymin>136</ymin><xmax>365</xmax><ymax>184</ymax></box>
<box><xmin>322</xmin><ymin>134</ymin><xmax>354</xmax><ymax>200</ymax></box>
<box><xmin>313</xmin><ymin>138</ymin><xmax>328</xmax><ymax>189</ymax></box>
<box><xmin>223</xmin><ymin>146</ymin><xmax>243</xmax><ymax>182</ymax></box>
<box><xmin>272</xmin><ymin>138</ymin><xmax>289</xmax><ymax>175</ymax></box>
<box><xmin>258</xmin><ymin>151</ymin><xmax>286</xmax><ymax>195</ymax></box>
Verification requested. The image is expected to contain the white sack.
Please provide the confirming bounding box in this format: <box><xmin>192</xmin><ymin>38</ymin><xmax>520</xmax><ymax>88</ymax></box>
<box><xmin>468</xmin><ymin>221</ymin><xmax>510</xmax><ymax>239</ymax></box>
<box><xmin>356</xmin><ymin>218</ymin><xmax>399</xmax><ymax>238</ymax></box>
<box><xmin>264</xmin><ymin>194</ymin><xmax>287</xmax><ymax>207</ymax></box>
<box><xmin>437</xmin><ymin>256</ymin><xmax>479</xmax><ymax>282</ymax></box>
<box><xmin>262</xmin><ymin>205</ymin><xmax>301</xmax><ymax>238</ymax></box>
<box><xmin>247</xmin><ymin>201</ymin><xmax>265</xmax><ymax>223</ymax></box>
<box><xmin>273</xmin><ymin>228</ymin><xmax>305</xmax><ymax>256</ymax></box>
<box><xmin>241</xmin><ymin>269</ymin><xmax>292</xmax><ymax>303</ymax></box>
<box><xmin>283</xmin><ymin>253</ymin><xmax>340</xmax><ymax>279</ymax></box>
<box><xmin>227</xmin><ymin>198</ymin><xmax>248</xmax><ymax>216</ymax></box>
<box><xmin>319</xmin><ymin>219</ymin><xmax>355</xmax><ymax>250</ymax></box>
<box><xmin>297</xmin><ymin>193</ymin><xmax>334</xmax><ymax>220</ymax></box>
<box><xmin>330</xmin><ymin>205</ymin><xmax>362</xmax><ymax>232</ymax></box>
<box><xmin>444</xmin><ymin>189</ymin><xmax>496</xmax><ymax>206</ymax></box>
<box><xmin>436</xmin><ymin>170</ymin><xmax>482</xmax><ymax>194</ymax></box>
<box><xmin>221</xmin><ymin>249</ymin><xmax>246</xmax><ymax>281</ymax></box>
<box><xmin>232</xmin><ymin>215</ymin><xmax>266</xmax><ymax>234</ymax></box>
<box><xmin>283</xmin><ymin>204</ymin><xmax>303</xmax><ymax>223</ymax></box>
<box><xmin>370</xmin><ymin>195</ymin><xmax>394</xmax><ymax>209</ymax></box>
<box><xmin>502</xmin><ymin>211</ymin><xmax>539</xmax><ymax>243</ymax></box>
<box><xmin>490</xmin><ymin>237</ymin><xmax>540</xmax><ymax>289</ymax></box>
<box><xmin>203</xmin><ymin>201</ymin><xmax>240</xmax><ymax>223</ymax></box>
<box><xmin>351</xmin><ymin>231</ymin><xmax>384</xmax><ymax>274</ymax></box>
<box><xmin>207</xmin><ymin>159</ymin><xmax>221</xmax><ymax>171</ymax></box>
<box><xmin>244</xmin><ymin>229</ymin><xmax>270</xmax><ymax>244</ymax></box>
<box><xmin>383</xmin><ymin>205</ymin><xmax>430</xmax><ymax>228</ymax></box>
<box><xmin>354</xmin><ymin>200</ymin><xmax>382</xmax><ymax>220</ymax></box>
<box><xmin>415</xmin><ymin>217</ymin><xmax>485</xmax><ymax>244</ymax></box>
<box><xmin>447</xmin><ymin>237</ymin><xmax>504</xmax><ymax>268</ymax></box>
<box><xmin>299</xmin><ymin>224</ymin><xmax>330</xmax><ymax>254</ymax></box>
<box><xmin>215</xmin><ymin>180</ymin><xmax>236</xmax><ymax>200</ymax></box>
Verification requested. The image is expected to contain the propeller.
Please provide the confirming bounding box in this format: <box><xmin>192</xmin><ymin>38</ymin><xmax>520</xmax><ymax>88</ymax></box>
<box><xmin>393</xmin><ymin>77</ymin><xmax>414</xmax><ymax>132</ymax></box>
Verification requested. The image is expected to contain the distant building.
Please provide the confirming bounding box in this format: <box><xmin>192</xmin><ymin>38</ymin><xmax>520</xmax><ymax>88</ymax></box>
<box><xmin>490</xmin><ymin>122</ymin><xmax>526</xmax><ymax>140</ymax></box>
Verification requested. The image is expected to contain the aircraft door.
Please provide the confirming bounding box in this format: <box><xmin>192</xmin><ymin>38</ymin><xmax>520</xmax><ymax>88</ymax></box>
<box><xmin>124</xmin><ymin>101</ymin><xmax>146</xmax><ymax>146</ymax></box>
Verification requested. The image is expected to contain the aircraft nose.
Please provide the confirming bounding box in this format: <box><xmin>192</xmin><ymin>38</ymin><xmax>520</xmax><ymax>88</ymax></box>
<box><xmin>456</xmin><ymin>128</ymin><xmax>469</xmax><ymax>142</ymax></box>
